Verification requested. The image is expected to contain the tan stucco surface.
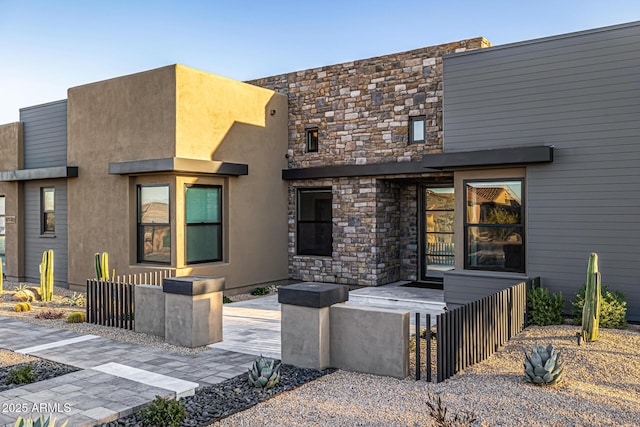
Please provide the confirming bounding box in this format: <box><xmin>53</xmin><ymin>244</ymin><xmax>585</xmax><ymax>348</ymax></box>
<box><xmin>0</xmin><ymin>122</ymin><xmax>24</xmax><ymax>280</ymax></box>
<box><xmin>66</xmin><ymin>65</ymin><xmax>289</xmax><ymax>290</ymax></box>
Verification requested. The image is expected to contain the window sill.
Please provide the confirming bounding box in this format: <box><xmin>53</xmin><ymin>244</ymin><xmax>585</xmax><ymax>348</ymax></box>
<box><xmin>294</xmin><ymin>254</ymin><xmax>333</xmax><ymax>259</ymax></box>
<box><xmin>39</xmin><ymin>234</ymin><xmax>56</xmax><ymax>238</ymax></box>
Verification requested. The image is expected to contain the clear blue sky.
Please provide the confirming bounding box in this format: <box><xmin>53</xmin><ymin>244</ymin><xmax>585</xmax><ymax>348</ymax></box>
<box><xmin>1</xmin><ymin>0</ymin><xmax>639</xmax><ymax>124</ymax></box>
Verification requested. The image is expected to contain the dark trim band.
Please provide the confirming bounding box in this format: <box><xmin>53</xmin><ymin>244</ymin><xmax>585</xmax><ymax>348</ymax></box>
<box><xmin>109</xmin><ymin>157</ymin><xmax>248</xmax><ymax>176</ymax></box>
<box><xmin>0</xmin><ymin>166</ymin><xmax>78</xmax><ymax>182</ymax></box>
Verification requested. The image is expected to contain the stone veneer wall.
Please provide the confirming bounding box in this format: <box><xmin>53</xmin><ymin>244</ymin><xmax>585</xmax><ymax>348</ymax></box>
<box><xmin>251</xmin><ymin>38</ymin><xmax>490</xmax><ymax>286</ymax></box>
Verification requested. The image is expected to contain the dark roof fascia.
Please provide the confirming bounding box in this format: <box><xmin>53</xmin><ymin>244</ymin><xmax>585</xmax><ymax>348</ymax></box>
<box><xmin>0</xmin><ymin>166</ymin><xmax>78</xmax><ymax>182</ymax></box>
<box><xmin>421</xmin><ymin>146</ymin><xmax>553</xmax><ymax>170</ymax></box>
<box><xmin>282</xmin><ymin>161</ymin><xmax>440</xmax><ymax>180</ymax></box>
<box><xmin>109</xmin><ymin>157</ymin><xmax>248</xmax><ymax>176</ymax></box>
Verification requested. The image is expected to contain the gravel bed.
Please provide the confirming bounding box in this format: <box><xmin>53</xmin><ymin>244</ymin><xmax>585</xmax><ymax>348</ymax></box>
<box><xmin>0</xmin><ymin>357</ymin><xmax>79</xmax><ymax>392</ymax></box>
<box><xmin>98</xmin><ymin>364</ymin><xmax>336</xmax><ymax>427</ymax></box>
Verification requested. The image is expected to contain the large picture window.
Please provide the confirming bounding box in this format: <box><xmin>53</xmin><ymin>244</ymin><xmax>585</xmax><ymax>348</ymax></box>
<box><xmin>297</xmin><ymin>188</ymin><xmax>332</xmax><ymax>256</ymax></box>
<box><xmin>41</xmin><ymin>188</ymin><xmax>55</xmax><ymax>234</ymax></box>
<box><xmin>465</xmin><ymin>179</ymin><xmax>524</xmax><ymax>272</ymax></box>
<box><xmin>138</xmin><ymin>185</ymin><xmax>170</xmax><ymax>263</ymax></box>
<box><xmin>185</xmin><ymin>185</ymin><xmax>222</xmax><ymax>264</ymax></box>
<box><xmin>0</xmin><ymin>196</ymin><xmax>5</xmax><ymax>273</ymax></box>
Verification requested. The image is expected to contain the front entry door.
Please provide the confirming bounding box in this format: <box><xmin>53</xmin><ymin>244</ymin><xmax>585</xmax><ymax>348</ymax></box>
<box><xmin>421</xmin><ymin>186</ymin><xmax>455</xmax><ymax>282</ymax></box>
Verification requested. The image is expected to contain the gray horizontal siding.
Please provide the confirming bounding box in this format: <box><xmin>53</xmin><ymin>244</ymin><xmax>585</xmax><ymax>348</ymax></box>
<box><xmin>20</xmin><ymin>100</ymin><xmax>68</xmax><ymax>169</ymax></box>
<box><xmin>443</xmin><ymin>22</ymin><xmax>640</xmax><ymax>321</ymax></box>
<box><xmin>24</xmin><ymin>181</ymin><xmax>68</xmax><ymax>287</ymax></box>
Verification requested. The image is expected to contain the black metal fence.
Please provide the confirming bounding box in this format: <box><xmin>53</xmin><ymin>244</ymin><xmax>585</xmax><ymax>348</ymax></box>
<box><xmin>86</xmin><ymin>279</ymin><xmax>136</xmax><ymax>330</ymax></box>
<box><xmin>435</xmin><ymin>281</ymin><xmax>528</xmax><ymax>382</ymax></box>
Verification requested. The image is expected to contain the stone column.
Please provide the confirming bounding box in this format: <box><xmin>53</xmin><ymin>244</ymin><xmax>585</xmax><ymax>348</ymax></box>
<box><xmin>278</xmin><ymin>282</ymin><xmax>348</xmax><ymax>370</ymax></box>
<box><xmin>163</xmin><ymin>276</ymin><xmax>225</xmax><ymax>348</ymax></box>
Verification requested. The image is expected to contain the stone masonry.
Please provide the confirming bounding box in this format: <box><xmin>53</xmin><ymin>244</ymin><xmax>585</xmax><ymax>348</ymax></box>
<box><xmin>250</xmin><ymin>38</ymin><xmax>491</xmax><ymax>286</ymax></box>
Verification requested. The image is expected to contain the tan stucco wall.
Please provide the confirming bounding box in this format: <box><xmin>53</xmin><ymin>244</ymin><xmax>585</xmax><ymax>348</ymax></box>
<box><xmin>66</xmin><ymin>65</ymin><xmax>289</xmax><ymax>291</ymax></box>
<box><xmin>453</xmin><ymin>168</ymin><xmax>526</xmax><ymax>270</ymax></box>
<box><xmin>0</xmin><ymin>122</ymin><xmax>24</xmax><ymax>280</ymax></box>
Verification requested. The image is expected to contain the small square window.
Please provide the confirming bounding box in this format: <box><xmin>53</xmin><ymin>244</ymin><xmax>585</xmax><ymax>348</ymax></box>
<box><xmin>306</xmin><ymin>128</ymin><xmax>318</xmax><ymax>152</ymax></box>
<box><xmin>409</xmin><ymin>117</ymin><xmax>426</xmax><ymax>144</ymax></box>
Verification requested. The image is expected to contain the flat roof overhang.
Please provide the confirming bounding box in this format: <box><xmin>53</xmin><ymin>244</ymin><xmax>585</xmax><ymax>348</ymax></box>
<box><xmin>282</xmin><ymin>146</ymin><xmax>553</xmax><ymax>180</ymax></box>
<box><xmin>0</xmin><ymin>166</ymin><xmax>78</xmax><ymax>182</ymax></box>
<box><xmin>109</xmin><ymin>157</ymin><xmax>248</xmax><ymax>176</ymax></box>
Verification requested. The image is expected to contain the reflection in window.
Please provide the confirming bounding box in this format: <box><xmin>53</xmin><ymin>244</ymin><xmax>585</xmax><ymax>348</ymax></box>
<box><xmin>465</xmin><ymin>180</ymin><xmax>524</xmax><ymax>272</ymax></box>
<box><xmin>297</xmin><ymin>188</ymin><xmax>332</xmax><ymax>256</ymax></box>
<box><xmin>185</xmin><ymin>185</ymin><xmax>222</xmax><ymax>264</ymax></box>
<box><xmin>425</xmin><ymin>188</ymin><xmax>455</xmax><ymax>279</ymax></box>
<box><xmin>138</xmin><ymin>185</ymin><xmax>170</xmax><ymax>263</ymax></box>
<box><xmin>409</xmin><ymin>117</ymin><xmax>426</xmax><ymax>144</ymax></box>
<box><xmin>41</xmin><ymin>188</ymin><xmax>55</xmax><ymax>234</ymax></box>
<box><xmin>306</xmin><ymin>128</ymin><xmax>318</xmax><ymax>152</ymax></box>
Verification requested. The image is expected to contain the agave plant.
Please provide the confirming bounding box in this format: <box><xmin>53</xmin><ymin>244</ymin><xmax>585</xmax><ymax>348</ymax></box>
<box><xmin>248</xmin><ymin>355</ymin><xmax>281</xmax><ymax>389</ymax></box>
<box><xmin>14</xmin><ymin>415</ymin><xmax>68</xmax><ymax>427</ymax></box>
<box><xmin>524</xmin><ymin>343</ymin><xmax>564</xmax><ymax>385</ymax></box>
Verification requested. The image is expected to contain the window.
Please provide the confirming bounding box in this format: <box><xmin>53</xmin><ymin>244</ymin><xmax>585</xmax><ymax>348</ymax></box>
<box><xmin>306</xmin><ymin>128</ymin><xmax>318</xmax><ymax>152</ymax></box>
<box><xmin>0</xmin><ymin>196</ymin><xmax>5</xmax><ymax>273</ymax></box>
<box><xmin>185</xmin><ymin>185</ymin><xmax>222</xmax><ymax>264</ymax></box>
<box><xmin>297</xmin><ymin>188</ymin><xmax>332</xmax><ymax>256</ymax></box>
<box><xmin>409</xmin><ymin>116</ymin><xmax>426</xmax><ymax>144</ymax></box>
<box><xmin>41</xmin><ymin>188</ymin><xmax>55</xmax><ymax>234</ymax></box>
<box><xmin>465</xmin><ymin>180</ymin><xmax>524</xmax><ymax>272</ymax></box>
<box><xmin>138</xmin><ymin>185</ymin><xmax>170</xmax><ymax>263</ymax></box>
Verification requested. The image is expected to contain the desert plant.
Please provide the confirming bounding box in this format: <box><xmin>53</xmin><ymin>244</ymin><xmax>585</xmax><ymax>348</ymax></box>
<box><xmin>524</xmin><ymin>343</ymin><xmax>563</xmax><ymax>385</ymax></box>
<box><xmin>580</xmin><ymin>252</ymin><xmax>601</xmax><ymax>342</ymax></box>
<box><xmin>15</xmin><ymin>283</ymin><xmax>28</xmax><ymax>292</ymax></box>
<box><xmin>14</xmin><ymin>415</ymin><xmax>68</xmax><ymax>427</ymax></box>
<box><xmin>63</xmin><ymin>292</ymin><xmax>85</xmax><ymax>307</ymax></box>
<box><xmin>13</xmin><ymin>302</ymin><xmax>32</xmax><ymax>312</ymax></box>
<box><xmin>572</xmin><ymin>284</ymin><xmax>627</xmax><ymax>329</ymax></box>
<box><xmin>5</xmin><ymin>364</ymin><xmax>36</xmax><ymax>385</ymax></box>
<box><xmin>39</xmin><ymin>250</ymin><xmax>54</xmax><ymax>302</ymax></box>
<box><xmin>223</xmin><ymin>295</ymin><xmax>233</xmax><ymax>304</ymax></box>
<box><xmin>0</xmin><ymin>261</ymin><xmax>3</xmax><ymax>293</ymax></box>
<box><xmin>248</xmin><ymin>355</ymin><xmax>281</xmax><ymax>389</ymax></box>
<box><xmin>66</xmin><ymin>312</ymin><xmax>85</xmax><ymax>323</ymax></box>
<box><xmin>251</xmin><ymin>287</ymin><xmax>270</xmax><ymax>296</ymax></box>
<box><xmin>140</xmin><ymin>395</ymin><xmax>186</xmax><ymax>427</ymax></box>
<box><xmin>527</xmin><ymin>287</ymin><xmax>565</xmax><ymax>326</ymax></box>
<box><xmin>425</xmin><ymin>393</ymin><xmax>477</xmax><ymax>427</ymax></box>
<box><xmin>94</xmin><ymin>252</ymin><xmax>111</xmax><ymax>281</ymax></box>
<box><xmin>35</xmin><ymin>309</ymin><xmax>66</xmax><ymax>319</ymax></box>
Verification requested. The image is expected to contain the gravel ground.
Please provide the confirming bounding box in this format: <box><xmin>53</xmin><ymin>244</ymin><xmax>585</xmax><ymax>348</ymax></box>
<box><xmin>0</xmin><ymin>352</ymin><xmax>79</xmax><ymax>392</ymax></box>
<box><xmin>215</xmin><ymin>325</ymin><xmax>640</xmax><ymax>427</ymax></box>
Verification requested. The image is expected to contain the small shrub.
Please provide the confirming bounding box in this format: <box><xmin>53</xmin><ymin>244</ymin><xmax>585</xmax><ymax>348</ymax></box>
<box><xmin>15</xmin><ymin>283</ymin><xmax>28</xmax><ymax>292</ymax></box>
<box><xmin>11</xmin><ymin>292</ymin><xmax>31</xmax><ymax>302</ymax></box>
<box><xmin>13</xmin><ymin>302</ymin><xmax>32</xmax><ymax>312</ymax></box>
<box><xmin>140</xmin><ymin>396</ymin><xmax>186</xmax><ymax>427</ymax></box>
<box><xmin>63</xmin><ymin>292</ymin><xmax>85</xmax><ymax>307</ymax></box>
<box><xmin>251</xmin><ymin>287</ymin><xmax>269</xmax><ymax>296</ymax></box>
<box><xmin>66</xmin><ymin>312</ymin><xmax>85</xmax><ymax>323</ymax></box>
<box><xmin>35</xmin><ymin>309</ymin><xmax>66</xmax><ymax>319</ymax></box>
<box><xmin>572</xmin><ymin>284</ymin><xmax>627</xmax><ymax>329</ymax></box>
<box><xmin>5</xmin><ymin>364</ymin><xmax>36</xmax><ymax>385</ymax></box>
<box><xmin>425</xmin><ymin>393</ymin><xmax>477</xmax><ymax>427</ymax></box>
<box><xmin>527</xmin><ymin>287</ymin><xmax>564</xmax><ymax>326</ymax></box>
<box><xmin>223</xmin><ymin>295</ymin><xmax>233</xmax><ymax>304</ymax></box>
<box><xmin>14</xmin><ymin>415</ymin><xmax>68</xmax><ymax>427</ymax></box>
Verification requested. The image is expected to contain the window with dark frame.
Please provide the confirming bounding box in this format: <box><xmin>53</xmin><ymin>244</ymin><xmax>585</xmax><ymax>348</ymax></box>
<box><xmin>464</xmin><ymin>179</ymin><xmax>524</xmax><ymax>273</ymax></box>
<box><xmin>185</xmin><ymin>185</ymin><xmax>222</xmax><ymax>264</ymax></box>
<box><xmin>297</xmin><ymin>188</ymin><xmax>332</xmax><ymax>256</ymax></box>
<box><xmin>41</xmin><ymin>188</ymin><xmax>55</xmax><ymax>234</ymax></box>
<box><xmin>306</xmin><ymin>128</ymin><xmax>318</xmax><ymax>152</ymax></box>
<box><xmin>137</xmin><ymin>185</ymin><xmax>171</xmax><ymax>264</ymax></box>
<box><xmin>409</xmin><ymin>116</ymin><xmax>426</xmax><ymax>144</ymax></box>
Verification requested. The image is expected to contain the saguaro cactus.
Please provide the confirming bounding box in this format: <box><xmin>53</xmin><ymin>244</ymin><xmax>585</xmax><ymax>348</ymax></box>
<box><xmin>39</xmin><ymin>249</ymin><xmax>54</xmax><ymax>302</ymax></box>
<box><xmin>581</xmin><ymin>252</ymin><xmax>601</xmax><ymax>342</ymax></box>
<box><xmin>95</xmin><ymin>252</ymin><xmax>110</xmax><ymax>281</ymax></box>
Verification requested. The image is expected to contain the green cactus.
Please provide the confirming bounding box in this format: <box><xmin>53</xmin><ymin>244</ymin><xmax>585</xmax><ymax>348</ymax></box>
<box><xmin>13</xmin><ymin>302</ymin><xmax>32</xmax><ymax>312</ymax></box>
<box><xmin>40</xmin><ymin>250</ymin><xmax>54</xmax><ymax>302</ymax></box>
<box><xmin>66</xmin><ymin>311</ymin><xmax>86</xmax><ymax>323</ymax></box>
<box><xmin>582</xmin><ymin>252</ymin><xmax>601</xmax><ymax>342</ymax></box>
<box><xmin>248</xmin><ymin>355</ymin><xmax>281</xmax><ymax>389</ymax></box>
<box><xmin>95</xmin><ymin>252</ymin><xmax>110</xmax><ymax>280</ymax></box>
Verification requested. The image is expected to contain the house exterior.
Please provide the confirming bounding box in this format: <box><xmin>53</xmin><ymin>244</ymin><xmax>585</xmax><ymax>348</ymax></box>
<box><xmin>0</xmin><ymin>65</ymin><xmax>289</xmax><ymax>292</ymax></box>
<box><xmin>1</xmin><ymin>21</ymin><xmax>639</xmax><ymax>322</ymax></box>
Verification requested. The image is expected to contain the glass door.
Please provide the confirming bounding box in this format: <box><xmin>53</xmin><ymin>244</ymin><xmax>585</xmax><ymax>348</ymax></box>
<box><xmin>422</xmin><ymin>187</ymin><xmax>455</xmax><ymax>281</ymax></box>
